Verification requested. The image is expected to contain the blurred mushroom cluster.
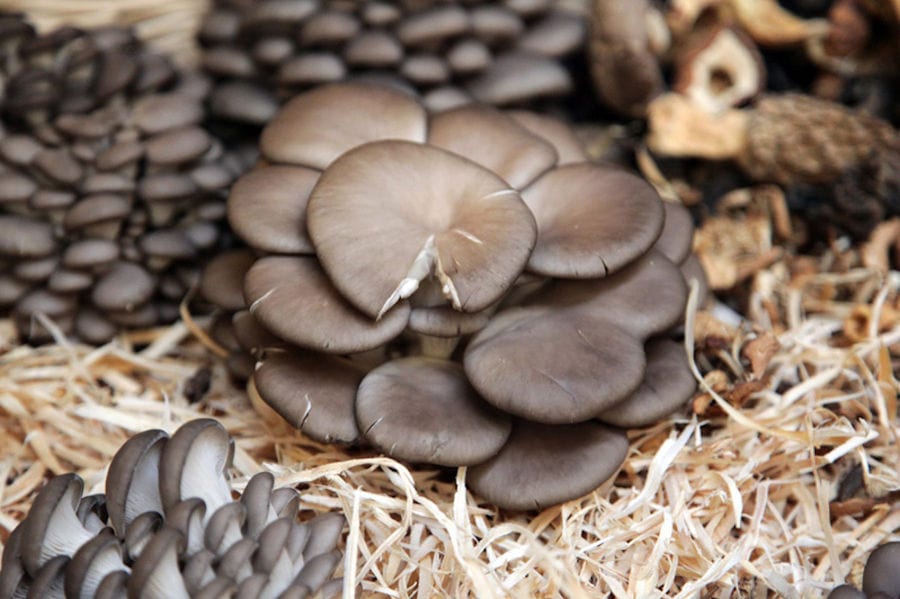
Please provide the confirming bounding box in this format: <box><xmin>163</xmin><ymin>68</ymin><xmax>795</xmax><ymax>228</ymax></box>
<box><xmin>0</xmin><ymin>14</ymin><xmax>255</xmax><ymax>343</ymax></box>
<box><xmin>588</xmin><ymin>0</ymin><xmax>899</xmax><ymax>244</ymax></box>
<box><xmin>0</xmin><ymin>419</ymin><xmax>344</xmax><ymax>598</ymax></box>
<box><xmin>201</xmin><ymin>81</ymin><xmax>704</xmax><ymax>510</ymax></box>
<box><xmin>827</xmin><ymin>542</ymin><xmax>900</xmax><ymax>599</ymax></box>
<box><xmin>199</xmin><ymin>0</ymin><xmax>589</xmax><ymax>128</ymax></box>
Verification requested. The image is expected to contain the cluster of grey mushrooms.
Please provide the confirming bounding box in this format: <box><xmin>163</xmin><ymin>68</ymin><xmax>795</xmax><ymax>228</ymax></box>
<box><xmin>200</xmin><ymin>0</ymin><xmax>588</xmax><ymax>125</ymax></box>
<box><xmin>0</xmin><ymin>419</ymin><xmax>344</xmax><ymax>598</ymax></box>
<box><xmin>0</xmin><ymin>14</ymin><xmax>254</xmax><ymax>343</ymax></box>
<box><xmin>827</xmin><ymin>542</ymin><xmax>900</xmax><ymax>599</ymax></box>
<box><xmin>201</xmin><ymin>81</ymin><xmax>704</xmax><ymax>510</ymax></box>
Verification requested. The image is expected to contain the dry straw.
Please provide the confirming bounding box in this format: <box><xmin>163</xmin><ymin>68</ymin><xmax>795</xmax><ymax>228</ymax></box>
<box><xmin>0</xmin><ymin>246</ymin><xmax>897</xmax><ymax>597</ymax></box>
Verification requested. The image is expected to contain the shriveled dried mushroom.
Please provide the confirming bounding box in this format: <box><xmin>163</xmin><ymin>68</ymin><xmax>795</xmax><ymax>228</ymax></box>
<box><xmin>199</xmin><ymin>0</ymin><xmax>589</xmax><ymax>126</ymax></box>
<box><xmin>0</xmin><ymin>419</ymin><xmax>344</xmax><ymax>598</ymax></box>
<box><xmin>202</xmin><ymin>82</ymin><xmax>704</xmax><ymax>510</ymax></box>
<box><xmin>0</xmin><ymin>15</ymin><xmax>254</xmax><ymax>343</ymax></box>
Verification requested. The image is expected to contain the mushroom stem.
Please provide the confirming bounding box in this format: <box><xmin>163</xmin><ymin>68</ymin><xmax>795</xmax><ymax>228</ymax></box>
<box><xmin>377</xmin><ymin>235</ymin><xmax>437</xmax><ymax>319</ymax></box>
<box><xmin>414</xmin><ymin>334</ymin><xmax>460</xmax><ymax>359</ymax></box>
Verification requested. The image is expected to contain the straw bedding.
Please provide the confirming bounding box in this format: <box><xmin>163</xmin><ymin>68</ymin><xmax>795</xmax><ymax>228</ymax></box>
<box><xmin>0</xmin><ymin>2</ymin><xmax>897</xmax><ymax>597</ymax></box>
<box><xmin>0</xmin><ymin>239</ymin><xmax>897</xmax><ymax>598</ymax></box>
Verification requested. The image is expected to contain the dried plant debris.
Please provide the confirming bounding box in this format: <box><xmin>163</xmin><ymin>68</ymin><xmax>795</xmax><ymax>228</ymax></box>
<box><xmin>0</xmin><ymin>14</ymin><xmax>256</xmax><ymax>344</ymax></box>
<box><xmin>197</xmin><ymin>81</ymin><xmax>704</xmax><ymax>511</ymax></box>
<box><xmin>198</xmin><ymin>0</ymin><xmax>589</xmax><ymax>127</ymax></box>
<box><xmin>0</xmin><ymin>418</ymin><xmax>344</xmax><ymax>598</ymax></box>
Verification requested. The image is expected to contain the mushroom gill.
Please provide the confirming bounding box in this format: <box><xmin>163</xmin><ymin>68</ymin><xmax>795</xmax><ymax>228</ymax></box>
<box><xmin>204</xmin><ymin>81</ymin><xmax>706</xmax><ymax>511</ymax></box>
<box><xmin>0</xmin><ymin>419</ymin><xmax>345</xmax><ymax>598</ymax></box>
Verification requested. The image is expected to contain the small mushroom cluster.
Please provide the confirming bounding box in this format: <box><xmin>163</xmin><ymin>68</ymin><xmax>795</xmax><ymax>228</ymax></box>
<box><xmin>0</xmin><ymin>14</ymin><xmax>253</xmax><ymax>343</ymax></box>
<box><xmin>199</xmin><ymin>0</ymin><xmax>587</xmax><ymax>126</ymax></box>
<box><xmin>0</xmin><ymin>419</ymin><xmax>344</xmax><ymax>598</ymax></box>
<box><xmin>202</xmin><ymin>82</ymin><xmax>704</xmax><ymax>510</ymax></box>
<box><xmin>827</xmin><ymin>542</ymin><xmax>900</xmax><ymax>599</ymax></box>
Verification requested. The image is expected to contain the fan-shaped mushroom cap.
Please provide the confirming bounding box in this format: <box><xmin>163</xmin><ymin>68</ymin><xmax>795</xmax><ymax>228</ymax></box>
<box><xmin>467</xmin><ymin>52</ymin><xmax>571</xmax><ymax>105</ymax></box>
<box><xmin>158</xmin><ymin>419</ymin><xmax>234</xmax><ymax>519</ymax></box>
<box><xmin>0</xmin><ymin>215</ymin><xmax>56</xmax><ymax>258</ymax></box>
<box><xmin>596</xmin><ymin>338</ymin><xmax>696</xmax><ymax>427</ymax></box>
<box><xmin>528</xmin><ymin>251</ymin><xmax>688</xmax><ymax>339</ymax></box>
<box><xmin>123</xmin><ymin>511</ymin><xmax>163</xmax><ymax>562</ymax></box>
<box><xmin>127</xmin><ymin>528</ymin><xmax>190</xmax><ymax>599</ymax></box>
<box><xmin>259</xmin><ymin>83</ymin><xmax>426</xmax><ymax>168</ymax></box>
<box><xmin>165</xmin><ymin>498</ymin><xmax>207</xmax><ymax>558</ymax></box>
<box><xmin>232</xmin><ymin>310</ymin><xmax>282</xmax><ymax>352</ymax></box>
<box><xmin>827</xmin><ymin>585</ymin><xmax>866</xmax><ymax>599</ymax></box>
<box><xmin>654</xmin><ymin>202</ymin><xmax>694</xmax><ymax>264</ymax></box>
<box><xmin>204</xmin><ymin>502</ymin><xmax>246</xmax><ymax>556</ymax></box>
<box><xmin>356</xmin><ymin>358</ymin><xmax>512</xmax><ymax>466</ymax></box>
<box><xmin>507</xmin><ymin>110</ymin><xmax>589</xmax><ymax>165</ymax></box>
<box><xmin>95</xmin><ymin>570</ymin><xmax>129</xmax><ymax>599</ymax></box>
<box><xmin>200</xmin><ymin>249</ymin><xmax>256</xmax><ymax>312</ymax></box>
<box><xmin>521</xmin><ymin>163</ymin><xmax>665</xmax><ymax>278</ymax></box>
<box><xmin>65</xmin><ymin>529</ymin><xmax>127</xmax><ymax>599</ymax></box>
<box><xmin>863</xmin><ymin>542</ymin><xmax>900</xmax><ymax>598</ymax></box>
<box><xmin>210</xmin><ymin>81</ymin><xmax>280</xmax><ymax>125</ymax></box>
<box><xmin>307</xmin><ymin>140</ymin><xmax>537</xmax><ymax>318</ymax></box>
<box><xmin>217</xmin><ymin>537</ymin><xmax>257</xmax><ymax>581</ymax></box>
<box><xmin>254</xmin><ymin>349</ymin><xmax>364</xmax><ymax>444</ymax></box>
<box><xmin>240</xmin><ymin>472</ymin><xmax>277</xmax><ymax>541</ymax></box>
<box><xmin>20</xmin><ymin>474</ymin><xmax>94</xmax><ymax>576</ymax></box>
<box><xmin>182</xmin><ymin>548</ymin><xmax>216</xmax><ymax>594</ymax></box>
<box><xmin>468</xmin><ymin>420</ymin><xmax>628</xmax><ymax>511</ymax></box>
<box><xmin>428</xmin><ymin>104</ymin><xmax>557</xmax><ymax>189</ymax></box>
<box><xmin>227</xmin><ymin>165</ymin><xmax>319</xmax><ymax>254</ymax></box>
<box><xmin>302</xmin><ymin>513</ymin><xmax>345</xmax><ymax>561</ymax></box>
<box><xmin>91</xmin><ymin>262</ymin><xmax>155</xmax><ymax>312</ymax></box>
<box><xmin>407</xmin><ymin>304</ymin><xmax>493</xmax><ymax>337</ymax></box>
<box><xmin>0</xmin><ymin>525</ymin><xmax>26</xmax><ymax>598</ymax></box>
<box><xmin>464</xmin><ymin>306</ymin><xmax>645</xmax><ymax>423</ymax></box>
<box><xmin>294</xmin><ymin>551</ymin><xmax>341</xmax><ymax>594</ymax></box>
<box><xmin>105</xmin><ymin>428</ymin><xmax>167</xmax><ymax>537</ymax></box>
<box><xmin>244</xmin><ymin>255</ymin><xmax>410</xmax><ymax>353</ymax></box>
<box><xmin>27</xmin><ymin>554</ymin><xmax>68</xmax><ymax>598</ymax></box>
<box><xmin>517</xmin><ymin>10</ymin><xmax>586</xmax><ymax>57</ymax></box>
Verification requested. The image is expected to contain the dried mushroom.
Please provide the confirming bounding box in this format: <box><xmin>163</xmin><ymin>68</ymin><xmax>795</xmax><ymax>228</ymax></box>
<box><xmin>0</xmin><ymin>419</ymin><xmax>344</xmax><ymax>599</ymax></box>
<box><xmin>199</xmin><ymin>0</ymin><xmax>589</xmax><ymax>126</ymax></box>
<box><xmin>202</xmin><ymin>82</ymin><xmax>703</xmax><ymax>511</ymax></box>
<box><xmin>0</xmin><ymin>14</ymin><xmax>254</xmax><ymax>343</ymax></box>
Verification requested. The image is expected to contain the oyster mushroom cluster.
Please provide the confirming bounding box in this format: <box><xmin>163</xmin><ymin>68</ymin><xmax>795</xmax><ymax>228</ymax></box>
<box><xmin>202</xmin><ymin>82</ymin><xmax>704</xmax><ymax>511</ymax></box>
<box><xmin>0</xmin><ymin>14</ymin><xmax>253</xmax><ymax>343</ymax></box>
<box><xmin>199</xmin><ymin>0</ymin><xmax>587</xmax><ymax>126</ymax></box>
<box><xmin>0</xmin><ymin>419</ymin><xmax>344</xmax><ymax>599</ymax></box>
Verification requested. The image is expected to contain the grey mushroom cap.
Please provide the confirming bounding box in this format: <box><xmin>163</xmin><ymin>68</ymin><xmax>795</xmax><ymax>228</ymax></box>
<box><xmin>356</xmin><ymin>357</ymin><xmax>512</xmax><ymax>466</ymax></box>
<box><xmin>307</xmin><ymin>140</ymin><xmax>537</xmax><ymax>318</ymax></box>
<box><xmin>468</xmin><ymin>420</ymin><xmax>628</xmax><ymax>511</ymax></box>
<box><xmin>252</xmin><ymin>517</ymin><xmax>293</xmax><ymax>574</ymax></box>
<box><xmin>259</xmin><ymin>83</ymin><xmax>426</xmax><ymax>169</ymax></box>
<box><xmin>20</xmin><ymin>473</ymin><xmax>94</xmax><ymax>576</ymax></box>
<box><xmin>240</xmin><ymin>471</ymin><xmax>277</xmax><ymax>541</ymax></box>
<box><xmin>507</xmin><ymin>110</ymin><xmax>589</xmax><ymax>165</ymax></box>
<box><xmin>521</xmin><ymin>163</ymin><xmax>665</xmax><ymax>279</ymax></box>
<box><xmin>64</xmin><ymin>529</ymin><xmax>126</xmax><ymax>599</ymax></box>
<box><xmin>204</xmin><ymin>502</ymin><xmax>246</xmax><ymax>556</ymax></box>
<box><xmin>227</xmin><ymin>165</ymin><xmax>319</xmax><ymax>254</ymax></box>
<box><xmin>0</xmin><ymin>215</ymin><xmax>56</xmax><ymax>258</ymax></box>
<box><xmin>464</xmin><ymin>306</ymin><xmax>646</xmax><ymax>424</ymax></box>
<box><xmin>105</xmin><ymin>428</ymin><xmax>167</xmax><ymax>536</ymax></box>
<box><xmin>165</xmin><ymin>498</ymin><xmax>207</xmax><ymax>558</ymax></box>
<box><xmin>0</xmin><ymin>525</ymin><xmax>26</xmax><ymax>598</ymax></box>
<box><xmin>294</xmin><ymin>551</ymin><xmax>342</xmax><ymax>594</ymax></box>
<box><xmin>302</xmin><ymin>513</ymin><xmax>346</xmax><ymax>561</ymax></box>
<box><xmin>123</xmin><ymin>511</ymin><xmax>164</xmax><ymax>562</ymax></box>
<box><xmin>244</xmin><ymin>255</ymin><xmax>410</xmax><ymax>354</ymax></box>
<box><xmin>95</xmin><ymin>570</ymin><xmax>129</xmax><ymax>599</ymax></box>
<box><xmin>407</xmin><ymin>304</ymin><xmax>493</xmax><ymax>337</ymax></box>
<box><xmin>158</xmin><ymin>419</ymin><xmax>234</xmax><ymax>518</ymax></box>
<box><xmin>654</xmin><ymin>202</ymin><xmax>694</xmax><ymax>265</ymax></box>
<box><xmin>467</xmin><ymin>51</ymin><xmax>571</xmax><ymax>105</ymax></box>
<box><xmin>827</xmin><ymin>585</ymin><xmax>866</xmax><ymax>599</ymax></box>
<box><xmin>254</xmin><ymin>349</ymin><xmax>364</xmax><ymax>444</ymax></box>
<box><xmin>91</xmin><ymin>262</ymin><xmax>155</xmax><ymax>312</ymax></box>
<box><xmin>200</xmin><ymin>249</ymin><xmax>256</xmax><ymax>312</ymax></box>
<box><xmin>863</xmin><ymin>542</ymin><xmax>900</xmax><ymax>598</ymax></box>
<box><xmin>26</xmin><ymin>553</ymin><xmax>68</xmax><ymax>598</ymax></box>
<box><xmin>232</xmin><ymin>309</ymin><xmax>283</xmax><ymax>352</ymax></box>
<box><xmin>126</xmin><ymin>527</ymin><xmax>190</xmax><ymax>599</ymax></box>
<box><xmin>210</xmin><ymin>81</ymin><xmax>280</xmax><ymax>125</ymax></box>
<box><xmin>596</xmin><ymin>338</ymin><xmax>696</xmax><ymax>428</ymax></box>
<box><xmin>427</xmin><ymin>104</ymin><xmax>557</xmax><ymax>190</ymax></box>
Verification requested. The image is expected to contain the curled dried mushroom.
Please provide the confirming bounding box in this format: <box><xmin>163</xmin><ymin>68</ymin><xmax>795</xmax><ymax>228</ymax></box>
<box><xmin>202</xmin><ymin>82</ymin><xmax>704</xmax><ymax>511</ymax></box>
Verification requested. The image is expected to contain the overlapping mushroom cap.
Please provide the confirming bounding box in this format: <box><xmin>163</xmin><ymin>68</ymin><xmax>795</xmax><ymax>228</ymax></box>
<box><xmin>203</xmin><ymin>82</ymin><xmax>703</xmax><ymax>510</ymax></box>
<box><xmin>0</xmin><ymin>419</ymin><xmax>344</xmax><ymax>599</ymax></box>
<box><xmin>198</xmin><ymin>0</ymin><xmax>588</xmax><ymax>126</ymax></box>
<box><xmin>0</xmin><ymin>15</ymin><xmax>254</xmax><ymax>343</ymax></box>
